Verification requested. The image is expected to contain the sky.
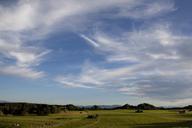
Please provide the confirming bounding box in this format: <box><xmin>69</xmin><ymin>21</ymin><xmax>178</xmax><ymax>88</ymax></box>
<box><xmin>0</xmin><ymin>0</ymin><xmax>192</xmax><ymax>106</ymax></box>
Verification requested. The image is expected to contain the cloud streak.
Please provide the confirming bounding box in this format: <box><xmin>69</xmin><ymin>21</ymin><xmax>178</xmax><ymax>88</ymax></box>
<box><xmin>2</xmin><ymin>0</ymin><xmax>191</xmax><ymax>105</ymax></box>
<box><xmin>0</xmin><ymin>66</ymin><xmax>45</xmax><ymax>79</ymax></box>
<box><xmin>0</xmin><ymin>0</ymin><xmax>175</xmax><ymax>79</ymax></box>
<box><xmin>80</xmin><ymin>34</ymin><xmax>100</xmax><ymax>47</ymax></box>
<box><xmin>0</xmin><ymin>0</ymin><xmax>174</xmax><ymax>79</ymax></box>
<box><xmin>57</xmin><ymin>22</ymin><xmax>192</xmax><ymax>103</ymax></box>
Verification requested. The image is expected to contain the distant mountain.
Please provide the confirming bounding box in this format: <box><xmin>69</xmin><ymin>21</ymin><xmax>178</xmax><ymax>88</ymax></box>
<box><xmin>79</xmin><ymin>105</ymin><xmax>121</xmax><ymax>109</ymax></box>
<box><xmin>114</xmin><ymin>103</ymin><xmax>159</xmax><ymax>110</ymax></box>
<box><xmin>0</xmin><ymin>100</ymin><xmax>9</xmax><ymax>103</ymax></box>
<box><xmin>184</xmin><ymin>105</ymin><xmax>192</xmax><ymax>109</ymax></box>
<box><xmin>98</xmin><ymin>105</ymin><xmax>121</xmax><ymax>109</ymax></box>
<box><xmin>137</xmin><ymin>103</ymin><xmax>157</xmax><ymax>110</ymax></box>
<box><xmin>81</xmin><ymin>103</ymin><xmax>159</xmax><ymax>110</ymax></box>
<box><xmin>115</xmin><ymin>104</ymin><xmax>136</xmax><ymax>109</ymax></box>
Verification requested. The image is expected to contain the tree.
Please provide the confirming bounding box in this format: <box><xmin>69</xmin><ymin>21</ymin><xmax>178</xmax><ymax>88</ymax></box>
<box><xmin>91</xmin><ymin>105</ymin><xmax>100</xmax><ymax>110</ymax></box>
<box><xmin>50</xmin><ymin>105</ymin><xmax>60</xmax><ymax>113</ymax></box>
<box><xmin>65</xmin><ymin>104</ymin><xmax>80</xmax><ymax>110</ymax></box>
<box><xmin>137</xmin><ymin>103</ymin><xmax>156</xmax><ymax>110</ymax></box>
<box><xmin>37</xmin><ymin>104</ymin><xmax>50</xmax><ymax>116</ymax></box>
<box><xmin>0</xmin><ymin>110</ymin><xmax>4</xmax><ymax>116</ymax></box>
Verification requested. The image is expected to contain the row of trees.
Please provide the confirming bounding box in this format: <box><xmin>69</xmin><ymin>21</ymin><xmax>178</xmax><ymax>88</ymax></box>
<box><xmin>0</xmin><ymin>103</ymin><xmax>90</xmax><ymax>116</ymax></box>
<box><xmin>2</xmin><ymin>102</ymin><xmax>186</xmax><ymax>116</ymax></box>
<box><xmin>0</xmin><ymin>103</ymin><xmax>61</xmax><ymax>116</ymax></box>
<box><xmin>115</xmin><ymin>103</ymin><xmax>168</xmax><ymax>110</ymax></box>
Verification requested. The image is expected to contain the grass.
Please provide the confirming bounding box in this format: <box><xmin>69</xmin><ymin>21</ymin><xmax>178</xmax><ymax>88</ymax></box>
<box><xmin>0</xmin><ymin>110</ymin><xmax>192</xmax><ymax>128</ymax></box>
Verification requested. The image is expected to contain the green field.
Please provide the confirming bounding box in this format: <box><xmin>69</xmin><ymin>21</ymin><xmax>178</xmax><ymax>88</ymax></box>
<box><xmin>0</xmin><ymin>110</ymin><xmax>192</xmax><ymax>128</ymax></box>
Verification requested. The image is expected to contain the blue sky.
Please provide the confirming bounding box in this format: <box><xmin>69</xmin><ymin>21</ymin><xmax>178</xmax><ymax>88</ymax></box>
<box><xmin>0</xmin><ymin>0</ymin><xmax>192</xmax><ymax>106</ymax></box>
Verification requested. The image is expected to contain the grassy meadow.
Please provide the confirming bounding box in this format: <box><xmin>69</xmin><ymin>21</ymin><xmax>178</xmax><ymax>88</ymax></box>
<box><xmin>0</xmin><ymin>110</ymin><xmax>192</xmax><ymax>128</ymax></box>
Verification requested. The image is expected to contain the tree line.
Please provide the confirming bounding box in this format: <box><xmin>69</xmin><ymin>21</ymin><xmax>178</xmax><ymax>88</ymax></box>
<box><xmin>1</xmin><ymin>102</ymin><xmax>191</xmax><ymax>116</ymax></box>
<box><xmin>0</xmin><ymin>103</ymin><xmax>83</xmax><ymax>116</ymax></box>
<box><xmin>0</xmin><ymin>103</ymin><xmax>62</xmax><ymax>116</ymax></box>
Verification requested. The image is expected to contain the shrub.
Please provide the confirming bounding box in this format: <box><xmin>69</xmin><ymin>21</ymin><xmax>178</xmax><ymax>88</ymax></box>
<box><xmin>87</xmin><ymin>114</ymin><xmax>98</xmax><ymax>119</ymax></box>
<box><xmin>137</xmin><ymin>103</ymin><xmax>156</xmax><ymax>110</ymax></box>
<box><xmin>135</xmin><ymin>109</ymin><xmax>143</xmax><ymax>113</ymax></box>
<box><xmin>0</xmin><ymin>110</ymin><xmax>4</xmax><ymax>116</ymax></box>
<box><xmin>178</xmin><ymin>110</ymin><xmax>186</xmax><ymax>114</ymax></box>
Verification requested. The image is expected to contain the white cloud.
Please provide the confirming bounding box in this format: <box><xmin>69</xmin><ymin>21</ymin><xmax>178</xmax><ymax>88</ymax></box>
<box><xmin>0</xmin><ymin>33</ymin><xmax>48</xmax><ymax>79</ymax></box>
<box><xmin>55</xmin><ymin>62</ymin><xmax>133</xmax><ymax>88</ymax></box>
<box><xmin>0</xmin><ymin>0</ymin><xmax>175</xmax><ymax>32</ymax></box>
<box><xmin>0</xmin><ymin>0</ymin><xmax>175</xmax><ymax>79</ymax></box>
<box><xmin>87</xmin><ymin>23</ymin><xmax>186</xmax><ymax>63</ymax></box>
<box><xmin>0</xmin><ymin>35</ymin><xmax>50</xmax><ymax>78</ymax></box>
<box><xmin>57</xmin><ymin>22</ymin><xmax>192</xmax><ymax>103</ymax></box>
<box><xmin>146</xmin><ymin>53</ymin><xmax>179</xmax><ymax>60</ymax></box>
<box><xmin>116</xmin><ymin>1</ymin><xmax>175</xmax><ymax>19</ymax></box>
<box><xmin>0</xmin><ymin>66</ymin><xmax>45</xmax><ymax>79</ymax></box>
<box><xmin>55</xmin><ymin>76</ymin><xmax>94</xmax><ymax>88</ymax></box>
<box><xmin>3</xmin><ymin>0</ymin><xmax>191</xmax><ymax>105</ymax></box>
<box><xmin>0</xmin><ymin>1</ymin><xmax>36</xmax><ymax>31</ymax></box>
<box><xmin>9</xmin><ymin>50</ymin><xmax>50</xmax><ymax>67</ymax></box>
<box><xmin>80</xmin><ymin>34</ymin><xmax>100</xmax><ymax>47</ymax></box>
<box><xmin>118</xmin><ymin>86</ymin><xmax>141</xmax><ymax>95</ymax></box>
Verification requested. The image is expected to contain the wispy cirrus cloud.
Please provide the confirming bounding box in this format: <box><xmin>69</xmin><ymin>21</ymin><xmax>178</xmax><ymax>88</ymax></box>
<box><xmin>0</xmin><ymin>0</ymin><xmax>174</xmax><ymax>32</ymax></box>
<box><xmin>0</xmin><ymin>66</ymin><xmax>45</xmax><ymax>79</ymax></box>
<box><xmin>115</xmin><ymin>0</ymin><xmax>175</xmax><ymax>19</ymax></box>
<box><xmin>80</xmin><ymin>34</ymin><xmax>100</xmax><ymax>48</ymax></box>
<box><xmin>2</xmin><ymin>0</ymin><xmax>192</xmax><ymax>105</ymax></box>
<box><xmin>56</xmin><ymin>22</ymin><xmax>192</xmax><ymax>103</ymax></box>
<box><xmin>81</xmin><ymin>23</ymin><xmax>183</xmax><ymax>62</ymax></box>
<box><xmin>0</xmin><ymin>34</ymin><xmax>49</xmax><ymax>79</ymax></box>
<box><xmin>0</xmin><ymin>0</ymin><xmax>175</xmax><ymax>79</ymax></box>
<box><xmin>0</xmin><ymin>36</ymin><xmax>50</xmax><ymax>67</ymax></box>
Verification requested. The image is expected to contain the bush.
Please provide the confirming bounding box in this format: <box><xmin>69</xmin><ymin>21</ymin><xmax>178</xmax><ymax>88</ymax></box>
<box><xmin>178</xmin><ymin>110</ymin><xmax>186</xmax><ymax>114</ymax></box>
<box><xmin>135</xmin><ymin>109</ymin><xmax>143</xmax><ymax>113</ymax></box>
<box><xmin>20</xmin><ymin>110</ymin><xmax>28</xmax><ymax>116</ymax></box>
<box><xmin>87</xmin><ymin>114</ymin><xmax>98</xmax><ymax>119</ymax></box>
<box><xmin>137</xmin><ymin>103</ymin><xmax>156</xmax><ymax>110</ymax></box>
<box><xmin>0</xmin><ymin>110</ymin><xmax>4</xmax><ymax>116</ymax></box>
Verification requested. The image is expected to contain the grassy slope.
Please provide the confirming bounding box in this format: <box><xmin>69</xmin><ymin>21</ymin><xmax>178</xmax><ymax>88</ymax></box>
<box><xmin>0</xmin><ymin>110</ymin><xmax>192</xmax><ymax>128</ymax></box>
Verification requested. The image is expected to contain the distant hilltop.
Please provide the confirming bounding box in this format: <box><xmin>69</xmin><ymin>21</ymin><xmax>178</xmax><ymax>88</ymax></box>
<box><xmin>1</xmin><ymin>102</ymin><xmax>192</xmax><ymax>116</ymax></box>
<box><xmin>0</xmin><ymin>100</ymin><xmax>9</xmax><ymax>103</ymax></box>
<box><xmin>0</xmin><ymin>101</ymin><xmax>191</xmax><ymax>110</ymax></box>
